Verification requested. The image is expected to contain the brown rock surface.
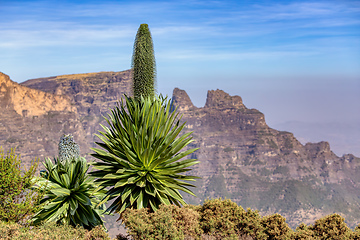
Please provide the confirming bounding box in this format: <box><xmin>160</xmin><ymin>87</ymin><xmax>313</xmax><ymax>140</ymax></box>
<box><xmin>0</xmin><ymin>72</ymin><xmax>76</xmax><ymax>117</ymax></box>
<box><xmin>171</xmin><ymin>88</ymin><xmax>360</xmax><ymax>228</ymax></box>
<box><xmin>0</xmin><ymin>70</ymin><xmax>359</xmax><ymax>230</ymax></box>
<box><xmin>0</xmin><ymin>70</ymin><xmax>132</xmax><ymax>165</ymax></box>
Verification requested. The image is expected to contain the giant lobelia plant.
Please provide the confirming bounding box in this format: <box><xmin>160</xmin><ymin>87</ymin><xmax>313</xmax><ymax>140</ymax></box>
<box><xmin>90</xmin><ymin>95</ymin><xmax>200</xmax><ymax>218</ymax></box>
<box><xmin>32</xmin><ymin>134</ymin><xmax>106</xmax><ymax>229</ymax></box>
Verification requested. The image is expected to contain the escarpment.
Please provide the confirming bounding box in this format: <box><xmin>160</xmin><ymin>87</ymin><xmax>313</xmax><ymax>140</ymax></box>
<box><xmin>171</xmin><ymin>87</ymin><xmax>360</xmax><ymax>228</ymax></box>
<box><xmin>0</xmin><ymin>70</ymin><xmax>359</xmax><ymax>229</ymax></box>
<box><xmin>0</xmin><ymin>72</ymin><xmax>76</xmax><ymax>117</ymax></box>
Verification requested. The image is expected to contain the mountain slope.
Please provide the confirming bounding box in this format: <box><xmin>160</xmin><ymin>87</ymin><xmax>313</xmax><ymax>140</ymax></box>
<box><xmin>0</xmin><ymin>70</ymin><xmax>359</xmax><ymax>229</ymax></box>
<box><xmin>172</xmin><ymin>88</ymin><xmax>360</xmax><ymax>228</ymax></box>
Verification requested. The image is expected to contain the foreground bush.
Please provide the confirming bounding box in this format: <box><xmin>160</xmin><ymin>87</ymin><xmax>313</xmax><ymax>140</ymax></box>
<box><xmin>121</xmin><ymin>199</ymin><xmax>359</xmax><ymax>240</ymax></box>
<box><xmin>292</xmin><ymin>223</ymin><xmax>317</xmax><ymax>240</ymax></box>
<box><xmin>310</xmin><ymin>213</ymin><xmax>353</xmax><ymax>240</ymax></box>
<box><xmin>354</xmin><ymin>224</ymin><xmax>360</xmax><ymax>240</ymax></box>
<box><xmin>261</xmin><ymin>213</ymin><xmax>293</xmax><ymax>240</ymax></box>
<box><xmin>122</xmin><ymin>204</ymin><xmax>202</xmax><ymax>240</ymax></box>
<box><xmin>0</xmin><ymin>220</ymin><xmax>111</xmax><ymax>240</ymax></box>
<box><xmin>198</xmin><ymin>198</ymin><xmax>266</xmax><ymax>239</ymax></box>
<box><xmin>0</xmin><ymin>148</ymin><xmax>43</xmax><ymax>224</ymax></box>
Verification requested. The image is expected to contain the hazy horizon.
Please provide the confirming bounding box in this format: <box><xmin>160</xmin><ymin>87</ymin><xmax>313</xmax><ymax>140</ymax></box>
<box><xmin>1</xmin><ymin>0</ymin><xmax>359</xmax><ymax>155</ymax></box>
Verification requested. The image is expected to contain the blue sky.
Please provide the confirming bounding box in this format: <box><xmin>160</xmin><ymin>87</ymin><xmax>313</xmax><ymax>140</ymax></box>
<box><xmin>1</xmin><ymin>0</ymin><xmax>359</xmax><ymax>129</ymax></box>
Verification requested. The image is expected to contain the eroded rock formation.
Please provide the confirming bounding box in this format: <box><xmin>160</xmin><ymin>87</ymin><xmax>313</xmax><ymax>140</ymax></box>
<box><xmin>0</xmin><ymin>70</ymin><xmax>359</xmax><ymax>228</ymax></box>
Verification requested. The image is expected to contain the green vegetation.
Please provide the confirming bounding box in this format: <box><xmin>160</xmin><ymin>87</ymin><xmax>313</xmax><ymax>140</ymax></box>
<box><xmin>205</xmin><ymin>173</ymin><xmax>230</xmax><ymax>199</ymax></box>
<box><xmin>311</xmin><ymin>213</ymin><xmax>353</xmax><ymax>240</ymax></box>
<box><xmin>120</xmin><ymin>199</ymin><xmax>360</xmax><ymax>239</ymax></box>
<box><xmin>122</xmin><ymin>204</ymin><xmax>202</xmax><ymax>240</ymax></box>
<box><xmin>1</xmin><ymin>23</ymin><xmax>359</xmax><ymax>240</ymax></box>
<box><xmin>259</xmin><ymin>167</ymin><xmax>272</xmax><ymax>176</ymax></box>
<box><xmin>223</xmin><ymin>147</ymin><xmax>234</xmax><ymax>152</ymax></box>
<box><xmin>132</xmin><ymin>23</ymin><xmax>156</xmax><ymax>100</ymax></box>
<box><xmin>267</xmin><ymin>139</ymin><xmax>279</xmax><ymax>149</ymax></box>
<box><xmin>32</xmin><ymin>135</ymin><xmax>105</xmax><ymax>229</ymax></box>
<box><xmin>198</xmin><ymin>198</ymin><xmax>266</xmax><ymax>239</ymax></box>
<box><xmin>90</xmin><ymin>23</ymin><xmax>198</xmax><ymax>220</ymax></box>
<box><xmin>0</xmin><ymin>148</ymin><xmax>43</xmax><ymax>224</ymax></box>
<box><xmin>284</xmin><ymin>137</ymin><xmax>294</xmax><ymax>149</ymax></box>
<box><xmin>0</xmin><ymin>221</ymin><xmax>110</xmax><ymax>240</ymax></box>
<box><xmin>261</xmin><ymin>213</ymin><xmax>292</xmax><ymax>240</ymax></box>
<box><xmin>90</xmin><ymin>95</ymin><xmax>199</xmax><ymax>218</ymax></box>
<box><xmin>273</xmin><ymin>166</ymin><xmax>289</xmax><ymax>175</ymax></box>
<box><xmin>1</xmin><ymin>163</ymin><xmax>360</xmax><ymax>240</ymax></box>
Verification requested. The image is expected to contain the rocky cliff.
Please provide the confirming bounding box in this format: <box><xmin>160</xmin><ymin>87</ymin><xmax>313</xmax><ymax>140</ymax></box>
<box><xmin>21</xmin><ymin>71</ymin><xmax>132</xmax><ymax>117</ymax></box>
<box><xmin>0</xmin><ymin>71</ymin><xmax>132</xmax><ymax>165</ymax></box>
<box><xmin>172</xmin><ymin>88</ymin><xmax>360</xmax><ymax>227</ymax></box>
<box><xmin>0</xmin><ymin>72</ymin><xmax>76</xmax><ymax>117</ymax></box>
<box><xmin>0</xmin><ymin>70</ymin><xmax>359</xmax><ymax>229</ymax></box>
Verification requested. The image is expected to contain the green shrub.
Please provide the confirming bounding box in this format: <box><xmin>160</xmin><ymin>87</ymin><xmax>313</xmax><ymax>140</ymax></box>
<box><xmin>197</xmin><ymin>198</ymin><xmax>266</xmax><ymax>239</ymax></box>
<box><xmin>310</xmin><ymin>213</ymin><xmax>352</xmax><ymax>240</ymax></box>
<box><xmin>261</xmin><ymin>213</ymin><xmax>292</xmax><ymax>240</ymax></box>
<box><xmin>240</xmin><ymin>208</ymin><xmax>267</xmax><ymax>240</ymax></box>
<box><xmin>198</xmin><ymin>198</ymin><xmax>244</xmax><ymax>239</ymax></box>
<box><xmin>353</xmin><ymin>224</ymin><xmax>360</xmax><ymax>240</ymax></box>
<box><xmin>223</xmin><ymin>147</ymin><xmax>234</xmax><ymax>152</ymax></box>
<box><xmin>267</xmin><ymin>139</ymin><xmax>278</xmax><ymax>149</ymax></box>
<box><xmin>0</xmin><ymin>220</ymin><xmax>111</xmax><ymax>240</ymax></box>
<box><xmin>0</xmin><ymin>148</ymin><xmax>43</xmax><ymax>225</ymax></box>
<box><xmin>292</xmin><ymin>223</ymin><xmax>318</xmax><ymax>240</ymax></box>
<box><xmin>122</xmin><ymin>204</ymin><xmax>202</xmax><ymax>240</ymax></box>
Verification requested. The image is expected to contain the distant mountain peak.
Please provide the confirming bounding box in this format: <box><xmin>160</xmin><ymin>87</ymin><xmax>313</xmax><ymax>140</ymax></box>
<box><xmin>171</xmin><ymin>88</ymin><xmax>195</xmax><ymax>111</ymax></box>
<box><xmin>0</xmin><ymin>70</ymin><xmax>359</xmax><ymax>229</ymax></box>
<box><xmin>205</xmin><ymin>89</ymin><xmax>245</xmax><ymax>109</ymax></box>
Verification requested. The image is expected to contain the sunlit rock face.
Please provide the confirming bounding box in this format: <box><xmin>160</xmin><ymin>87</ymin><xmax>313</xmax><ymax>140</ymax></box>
<box><xmin>0</xmin><ymin>69</ymin><xmax>359</xmax><ymax>229</ymax></box>
<box><xmin>0</xmin><ymin>70</ymin><xmax>132</xmax><ymax>165</ymax></box>
<box><xmin>172</xmin><ymin>87</ymin><xmax>360</xmax><ymax>229</ymax></box>
<box><xmin>0</xmin><ymin>72</ymin><xmax>76</xmax><ymax>117</ymax></box>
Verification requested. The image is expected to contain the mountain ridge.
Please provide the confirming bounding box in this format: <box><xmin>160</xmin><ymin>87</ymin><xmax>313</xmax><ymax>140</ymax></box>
<box><xmin>0</xmin><ymin>72</ymin><xmax>76</xmax><ymax>117</ymax></box>
<box><xmin>0</xmin><ymin>70</ymin><xmax>359</xmax><ymax>229</ymax></box>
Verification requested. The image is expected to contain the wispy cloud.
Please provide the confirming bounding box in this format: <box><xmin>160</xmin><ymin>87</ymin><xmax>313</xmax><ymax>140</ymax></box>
<box><xmin>0</xmin><ymin>0</ymin><xmax>359</xmax><ymax>77</ymax></box>
<box><xmin>158</xmin><ymin>49</ymin><xmax>318</xmax><ymax>61</ymax></box>
<box><xmin>1</xmin><ymin>0</ymin><xmax>359</xmax><ymax>48</ymax></box>
<box><xmin>0</xmin><ymin>22</ymin><xmax>134</xmax><ymax>48</ymax></box>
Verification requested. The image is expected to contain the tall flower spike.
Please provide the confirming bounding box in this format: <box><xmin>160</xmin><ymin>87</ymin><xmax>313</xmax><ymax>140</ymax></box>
<box><xmin>132</xmin><ymin>23</ymin><xmax>156</xmax><ymax>100</ymax></box>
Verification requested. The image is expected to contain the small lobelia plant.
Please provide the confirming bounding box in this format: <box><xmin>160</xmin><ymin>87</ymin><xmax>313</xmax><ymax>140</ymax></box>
<box><xmin>32</xmin><ymin>134</ymin><xmax>106</xmax><ymax>230</ymax></box>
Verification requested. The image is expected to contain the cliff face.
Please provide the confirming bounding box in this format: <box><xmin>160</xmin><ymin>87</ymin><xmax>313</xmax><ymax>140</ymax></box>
<box><xmin>0</xmin><ymin>71</ymin><xmax>132</xmax><ymax>164</ymax></box>
<box><xmin>21</xmin><ymin>71</ymin><xmax>132</xmax><ymax>117</ymax></box>
<box><xmin>0</xmin><ymin>71</ymin><xmax>359</xmax><ymax>229</ymax></box>
<box><xmin>0</xmin><ymin>72</ymin><xmax>76</xmax><ymax>117</ymax></box>
<box><xmin>171</xmin><ymin>88</ymin><xmax>360</xmax><ymax>227</ymax></box>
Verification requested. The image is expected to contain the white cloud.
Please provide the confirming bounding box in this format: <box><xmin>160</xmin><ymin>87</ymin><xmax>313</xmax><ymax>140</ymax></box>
<box><xmin>0</xmin><ymin>20</ymin><xmax>135</xmax><ymax>48</ymax></box>
<box><xmin>157</xmin><ymin>49</ymin><xmax>318</xmax><ymax>61</ymax></box>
